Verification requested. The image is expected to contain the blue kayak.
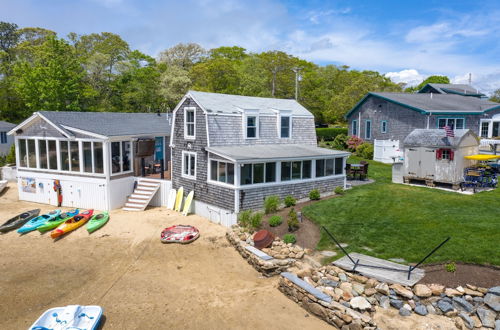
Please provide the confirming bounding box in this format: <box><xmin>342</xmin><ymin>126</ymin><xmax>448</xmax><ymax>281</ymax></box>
<box><xmin>17</xmin><ymin>209</ymin><xmax>61</xmax><ymax>234</ymax></box>
<box><xmin>29</xmin><ymin>305</ymin><xmax>103</xmax><ymax>330</ymax></box>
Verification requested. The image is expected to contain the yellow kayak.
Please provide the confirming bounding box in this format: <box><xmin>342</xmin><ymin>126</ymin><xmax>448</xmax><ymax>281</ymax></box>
<box><xmin>50</xmin><ymin>210</ymin><xmax>94</xmax><ymax>239</ymax></box>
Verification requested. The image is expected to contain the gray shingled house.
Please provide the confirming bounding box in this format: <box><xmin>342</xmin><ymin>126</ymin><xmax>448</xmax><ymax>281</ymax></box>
<box><xmin>401</xmin><ymin>129</ymin><xmax>479</xmax><ymax>188</ymax></box>
<box><xmin>8</xmin><ymin>111</ymin><xmax>171</xmax><ymax>210</ymax></box>
<box><xmin>170</xmin><ymin>91</ymin><xmax>349</xmax><ymax>226</ymax></box>
<box><xmin>345</xmin><ymin>84</ymin><xmax>500</xmax><ymax>162</ymax></box>
<box><xmin>418</xmin><ymin>83</ymin><xmax>486</xmax><ymax>98</ymax></box>
<box><xmin>0</xmin><ymin>120</ymin><xmax>16</xmax><ymax>156</ymax></box>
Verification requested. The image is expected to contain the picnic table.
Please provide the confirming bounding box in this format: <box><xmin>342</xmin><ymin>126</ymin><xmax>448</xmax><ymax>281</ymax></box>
<box><xmin>347</xmin><ymin>163</ymin><xmax>369</xmax><ymax>180</ymax></box>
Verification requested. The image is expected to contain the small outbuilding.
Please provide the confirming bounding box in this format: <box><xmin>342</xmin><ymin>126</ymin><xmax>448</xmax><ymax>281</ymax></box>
<box><xmin>401</xmin><ymin>129</ymin><xmax>479</xmax><ymax>188</ymax></box>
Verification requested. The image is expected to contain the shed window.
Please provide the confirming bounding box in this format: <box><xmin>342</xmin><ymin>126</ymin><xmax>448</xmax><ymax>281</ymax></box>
<box><xmin>352</xmin><ymin>120</ymin><xmax>358</xmax><ymax>136</ymax></box>
<box><xmin>280</xmin><ymin>116</ymin><xmax>291</xmax><ymax>138</ymax></box>
<box><xmin>436</xmin><ymin>148</ymin><xmax>454</xmax><ymax>161</ymax></box>
<box><xmin>0</xmin><ymin>132</ymin><xmax>7</xmax><ymax>144</ymax></box>
<box><xmin>184</xmin><ymin>108</ymin><xmax>195</xmax><ymax>138</ymax></box>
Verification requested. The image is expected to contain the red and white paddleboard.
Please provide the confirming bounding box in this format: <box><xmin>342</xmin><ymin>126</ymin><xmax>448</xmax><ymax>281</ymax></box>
<box><xmin>160</xmin><ymin>225</ymin><xmax>200</xmax><ymax>244</ymax></box>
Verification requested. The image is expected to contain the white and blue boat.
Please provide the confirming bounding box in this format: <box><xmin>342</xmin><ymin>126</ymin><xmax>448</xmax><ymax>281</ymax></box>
<box><xmin>29</xmin><ymin>305</ymin><xmax>103</xmax><ymax>330</ymax></box>
<box><xmin>17</xmin><ymin>209</ymin><xmax>61</xmax><ymax>234</ymax></box>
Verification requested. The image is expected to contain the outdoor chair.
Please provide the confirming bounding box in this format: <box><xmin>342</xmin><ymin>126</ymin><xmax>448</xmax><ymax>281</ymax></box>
<box><xmin>359</xmin><ymin>163</ymin><xmax>369</xmax><ymax>180</ymax></box>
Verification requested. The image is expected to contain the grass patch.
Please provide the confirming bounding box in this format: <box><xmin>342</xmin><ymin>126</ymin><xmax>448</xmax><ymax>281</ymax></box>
<box><xmin>303</xmin><ymin>156</ymin><xmax>500</xmax><ymax>265</ymax></box>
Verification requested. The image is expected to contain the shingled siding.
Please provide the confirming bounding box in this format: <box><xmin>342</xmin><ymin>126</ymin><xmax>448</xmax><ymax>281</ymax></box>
<box><xmin>207</xmin><ymin>115</ymin><xmax>317</xmax><ymax>146</ymax></box>
<box><xmin>171</xmin><ymin>97</ymin><xmax>235</xmax><ymax>211</ymax></box>
<box><xmin>19</xmin><ymin>117</ymin><xmax>66</xmax><ymax>138</ymax></box>
<box><xmin>347</xmin><ymin>97</ymin><xmax>426</xmax><ymax>142</ymax></box>
<box><xmin>429</xmin><ymin>109</ymin><xmax>500</xmax><ymax>135</ymax></box>
<box><xmin>239</xmin><ymin>176</ymin><xmax>345</xmax><ymax>211</ymax></box>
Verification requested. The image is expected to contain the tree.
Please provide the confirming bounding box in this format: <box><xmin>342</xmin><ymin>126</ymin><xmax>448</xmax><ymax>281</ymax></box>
<box><xmin>158</xmin><ymin>43</ymin><xmax>205</xmax><ymax>69</ymax></box>
<box><xmin>491</xmin><ymin>89</ymin><xmax>500</xmax><ymax>103</ymax></box>
<box><xmin>13</xmin><ymin>36</ymin><xmax>84</xmax><ymax>115</ymax></box>
<box><xmin>0</xmin><ymin>22</ymin><xmax>19</xmax><ymax>55</ymax></box>
<box><xmin>159</xmin><ymin>65</ymin><xmax>192</xmax><ymax>110</ymax></box>
<box><xmin>406</xmin><ymin>75</ymin><xmax>450</xmax><ymax>92</ymax></box>
<box><xmin>209</xmin><ymin>46</ymin><xmax>247</xmax><ymax>61</ymax></box>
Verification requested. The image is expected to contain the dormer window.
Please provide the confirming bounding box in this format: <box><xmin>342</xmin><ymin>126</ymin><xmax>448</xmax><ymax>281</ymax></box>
<box><xmin>247</xmin><ymin>116</ymin><xmax>257</xmax><ymax>138</ymax></box>
<box><xmin>184</xmin><ymin>107</ymin><xmax>196</xmax><ymax>139</ymax></box>
<box><xmin>280</xmin><ymin>116</ymin><xmax>291</xmax><ymax>138</ymax></box>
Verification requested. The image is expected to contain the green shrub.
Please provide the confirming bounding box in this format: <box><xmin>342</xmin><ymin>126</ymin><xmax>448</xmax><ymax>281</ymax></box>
<box><xmin>250</xmin><ymin>212</ymin><xmax>263</xmax><ymax>230</ymax></box>
<box><xmin>263</xmin><ymin>195</ymin><xmax>280</xmax><ymax>214</ymax></box>
<box><xmin>237</xmin><ymin>210</ymin><xmax>252</xmax><ymax>229</ymax></box>
<box><xmin>284</xmin><ymin>195</ymin><xmax>296</xmax><ymax>207</ymax></box>
<box><xmin>309</xmin><ymin>189</ymin><xmax>320</xmax><ymax>200</ymax></box>
<box><xmin>268</xmin><ymin>215</ymin><xmax>283</xmax><ymax>227</ymax></box>
<box><xmin>356</xmin><ymin>142</ymin><xmax>374</xmax><ymax>160</ymax></box>
<box><xmin>445</xmin><ymin>262</ymin><xmax>457</xmax><ymax>273</ymax></box>
<box><xmin>332</xmin><ymin>133</ymin><xmax>349</xmax><ymax>150</ymax></box>
<box><xmin>316</xmin><ymin>127</ymin><xmax>348</xmax><ymax>141</ymax></box>
<box><xmin>283</xmin><ymin>234</ymin><xmax>296</xmax><ymax>244</ymax></box>
<box><xmin>287</xmin><ymin>208</ymin><xmax>299</xmax><ymax>231</ymax></box>
<box><xmin>5</xmin><ymin>144</ymin><xmax>15</xmax><ymax>165</ymax></box>
<box><xmin>334</xmin><ymin>186</ymin><xmax>344</xmax><ymax>195</ymax></box>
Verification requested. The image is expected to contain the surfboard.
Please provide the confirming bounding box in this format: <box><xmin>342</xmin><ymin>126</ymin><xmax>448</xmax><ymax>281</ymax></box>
<box><xmin>174</xmin><ymin>187</ymin><xmax>184</xmax><ymax>212</ymax></box>
<box><xmin>167</xmin><ymin>189</ymin><xmax>177</xmax><ymax>210</ymax></box>
<box><xmin>182</xmin><ymin>191</ymin><xmax>194</xmax><ymax>216</ymax></box>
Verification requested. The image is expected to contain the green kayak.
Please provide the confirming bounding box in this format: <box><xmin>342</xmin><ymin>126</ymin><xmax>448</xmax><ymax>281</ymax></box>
<box><xmin>87</xmin><ymin>212</ymin><xmax>109</xmax><ymax>233</ymax></box>
<box><xmin>37</xmin><ymin>209</ymin><xmax>79</xmax><ymax>233</ymax></box>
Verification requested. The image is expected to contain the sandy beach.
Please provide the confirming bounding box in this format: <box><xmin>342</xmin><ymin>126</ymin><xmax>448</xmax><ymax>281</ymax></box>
<box><xmin>0</xmin><ymin>182</ymin><xmax>458</xmax><ymax>329</ymax></box>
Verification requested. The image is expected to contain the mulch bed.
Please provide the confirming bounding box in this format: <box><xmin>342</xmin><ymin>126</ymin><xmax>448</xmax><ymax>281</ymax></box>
<box><xmin>420</xmin><ymin>262</ymin><xmax>500</xmax><ymax>288</ymax></box>
<box><xmin>261</xmin><ymin>195</ymin><xmax>338</xmax><ymax>250</ymax></box>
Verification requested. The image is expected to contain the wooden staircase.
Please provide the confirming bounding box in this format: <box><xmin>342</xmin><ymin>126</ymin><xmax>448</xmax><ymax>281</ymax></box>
<box><xmin>123</xmin><ymin>179</ymin><xmax>161</xmax><ymax>211</ymax></box>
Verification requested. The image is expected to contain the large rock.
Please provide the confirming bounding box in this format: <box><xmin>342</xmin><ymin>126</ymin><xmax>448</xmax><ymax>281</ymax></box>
<box><xmin>459</xmin><ymin>312</ymin><xmax>475</xmax><ymax>330</ymax></box>
<box><xmin>437</xmin><ymin>300</ymin><xmax>454</xmax><ymax>313</ymax></box>
<box><xmin>340</xmin><ymin>282</ymin><xmax>353</xmax><ymax>292</ymax></box>
<box><xmin>319</xmin><ymin>278</ymin><xmax>339</xmax><ymax>288</ymax></box>
<box><xmin>375</xmin><ymin>282</ymin><xmax>390</xmax><ymax>295</ymax></box>
<box><xmin>414</xmin><ymin>284</ymin><xmax>432</xmax><ymax>297</ymax></box>
<box><xmin>428</xmin><ymin>283</ymin><xmax>445</xmax><ymax>295</ymax></box>
<box><xmin>351</xmin><ymin>274</ymin><xmax>368</xmax><ymax>283</ymax></box>
<box><xmin>488</xmin><ymin>286</ymin><xmax>500</xmax><ymax>296</ymax></box>
<box><xmin>484</xmin><ymin>293</ymin><xmax>500</xmax><ymax>312</ymax></box>
<box><xmin>452</xmin><ymin>296</ymin><xmax>474</xmax><ymax>313</ymax></box>
<box><xmin>391</xmin><ymin>284</ymin><xmax>414</xmax><ymax>299</ymax></box>
<box><xmin>350</xmin><ymin>296</ymin><xmax>371</xmax><ymax>311</ymax></box>
<box><xmin>399</xmin><ymin>307</ymin><xmax>411</xmax><ymax>316</ymax></box>
<box><xmin>352</xmin><ymin>283</ymin><xmax>365</xmax><ymax>295</ymax></box>
<box><xmin>476</xmin><ymin>307</ymin><xmax>496</xmax><ymax>328</ymax></box>
<box><xmin>464</xmin><ymin>288</ymin><xmax>484</xmax><ymax>297</ymax></box>
<box><xmin>414</xmin><ymin>304</ymin><xmax>428</xmax><ymax>316</ymax></box>
<box><xmin>378</xmin><ymin>295</ymin><xmax>390</xmax><ymax>309</ymax></box>
<box><xmin>426</xmin><ymin>304</ymin><xmax>437</xmax><ymax>315</ymax></box>
<box><xmin>364</xmin><ymin>288</ymin><xmax>377</xmax><ymax>296</ymax></box>
<box><xmin>445</xmin><ymin>288</ymin><xmax>463</xmax><ymax>297</ymax></box>
<box><xmin>495</xmin><ymin>320</ymin><xmax>500</xmax><ymax>330</ymax></box>
<box><xmin>338</xmin><ymin>272</ymin><xmax>348</xmax><ymax>282</ymax></box>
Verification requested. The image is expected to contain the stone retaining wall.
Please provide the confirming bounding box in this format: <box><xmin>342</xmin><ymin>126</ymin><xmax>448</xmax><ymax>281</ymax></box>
<box><xmin>226</xmin><ymin>227</ymin><xmax>305</xmax><ymax>277</ymax></box>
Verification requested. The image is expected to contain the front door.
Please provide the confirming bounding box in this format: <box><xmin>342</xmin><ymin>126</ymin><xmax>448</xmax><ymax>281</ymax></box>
<box><xmin>155</xmin><ymin>137</ymin><xmax>164</xmax><ymax>163</ymax></box>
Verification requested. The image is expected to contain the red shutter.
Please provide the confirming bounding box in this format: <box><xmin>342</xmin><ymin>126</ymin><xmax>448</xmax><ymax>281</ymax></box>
<box><xmin>449</xmin><ymin>150</ymin><xmax>454</xmax><ymax>161</ymax></box>
<box><xmin>436</xmin><ymin>149</ymin><xmax>442</xmax><ymax>160</ymax></box>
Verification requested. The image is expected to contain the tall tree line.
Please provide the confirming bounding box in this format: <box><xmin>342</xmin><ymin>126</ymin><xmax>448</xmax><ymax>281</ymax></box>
<box><xmin>0</xmin><ymin>21</ymin><xmax>405</xmax><ymax>124</ymax></box>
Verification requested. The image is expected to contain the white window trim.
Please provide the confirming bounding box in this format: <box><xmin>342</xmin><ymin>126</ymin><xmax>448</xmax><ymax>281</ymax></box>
<box><xmin>181</xmin><ymin>151</ymin><xmax>197</xmax><ymax>180</ymax></box>
<box><xmin>352</xmin><ymin>120</ymin><xmax>358</xmax><ymax>136</ymax></box>
<box><xmin>479</xmin><ymin>119</ymin><xmax>492</xmax><ymax>138</ymax></box>
<box><xmin>243</xmin><ymin>110</ymin><xmax>259</xmax><ymax>139</ymax></box>
<box><xmin>279</xmin><ymin>114</ymin><xmax>292</xmax><ymax>138</ymax></box>
<box><xmin>208</xmin><ymin>158</ymin><xmax>236</xmax><ymax>187</ymax></box>
<box><xmin>110</xmin><ymin>140</ymin><xmax>133</xmax><ymax>177</ymax></box>
<box><xmin>184</xmin><ymin>107</ymin><xmax>196</xmax><ymax>140</ymax></box>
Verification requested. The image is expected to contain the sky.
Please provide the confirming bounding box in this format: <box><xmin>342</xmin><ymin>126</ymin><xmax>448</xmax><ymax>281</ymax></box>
<box><xmin>1</xmin><ymin>0</ymin><xmax>499</xmax><ymax>94</ymax></box>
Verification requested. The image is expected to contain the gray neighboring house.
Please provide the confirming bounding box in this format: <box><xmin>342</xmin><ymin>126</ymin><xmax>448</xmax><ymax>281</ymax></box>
<box><xmin>417</xmin><ymin>83</ymin><xmax>487</xmax><ymax>98</ymax></box>
<box><xmin>170</xmin><ymin>91</ymin><xmax>349</xmax><ymax>226</ymax></box>
<box><xmin>345</xmin><ymin>84</ymin><xmax>500</xmax><ymax>162</ymax></box>
<box><xmin>0</xmin><ymin>120</ymin><xmax>16</xmax><ymax>156</ymax></box>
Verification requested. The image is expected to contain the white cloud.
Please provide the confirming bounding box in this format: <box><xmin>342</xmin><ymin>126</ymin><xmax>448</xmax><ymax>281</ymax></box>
<box><xmin>385</xmin><ymin>69</ymin><xmax>424</xmax><ymax>87</ymax></box>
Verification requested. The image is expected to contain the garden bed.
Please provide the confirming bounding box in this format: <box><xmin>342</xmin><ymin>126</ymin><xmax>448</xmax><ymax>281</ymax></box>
<box><xmin>420</xmin><ymin>263</ymin><xmax>500</xmax><ymax>288</ymax></box>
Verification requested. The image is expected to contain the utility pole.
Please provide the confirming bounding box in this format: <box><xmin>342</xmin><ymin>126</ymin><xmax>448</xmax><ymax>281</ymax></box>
<box><xmin>292</xmin><ymin>67</ymin><xmax>302</xmax><ymax>100</ymax></box>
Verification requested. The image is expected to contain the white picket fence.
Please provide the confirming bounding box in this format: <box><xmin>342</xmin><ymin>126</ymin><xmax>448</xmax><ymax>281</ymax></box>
<box><xmin>374</xmin><ymin>139</ymin><xmax>404</xmax><ymax>164</ymax></box>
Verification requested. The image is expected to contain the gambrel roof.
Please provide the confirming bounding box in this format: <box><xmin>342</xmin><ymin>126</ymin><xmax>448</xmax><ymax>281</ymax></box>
<box><xmin>403</xmin><ymin>129</ymin><xmax>478</xmax><ymax>148</ymax></box>
<box><xmin>188</xmin><ymin>90</ymin><xmax>314</xmax><ymax>117</ymax></box>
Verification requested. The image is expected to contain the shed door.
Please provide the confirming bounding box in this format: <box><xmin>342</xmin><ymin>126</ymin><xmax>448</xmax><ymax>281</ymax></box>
<box><xmin>407</xmin><ymin>148</ymin><xmax>420</xmax><ymax>176</ymax></box>
<box><xmin>420</xmin><ymin>148</ymin><xmax>436</xmax><ymax>178</ymax></box>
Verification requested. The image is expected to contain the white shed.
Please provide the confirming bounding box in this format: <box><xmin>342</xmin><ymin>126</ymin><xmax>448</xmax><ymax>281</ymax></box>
<box><xmin>402</xmin><ymin>129</ymin><xmax>479</xmax><ymax>188</ymax></box>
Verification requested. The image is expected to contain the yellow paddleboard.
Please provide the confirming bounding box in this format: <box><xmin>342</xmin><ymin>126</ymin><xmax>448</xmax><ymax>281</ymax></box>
<box><xmin>174</xmin><ymin>187</ymin><xmax>184</xmax><ymax>212</ymax></box>
<box><xmin>182</xmin><ymin>191</ymin><xmax>194</xmax><ymax>216</ymax></box>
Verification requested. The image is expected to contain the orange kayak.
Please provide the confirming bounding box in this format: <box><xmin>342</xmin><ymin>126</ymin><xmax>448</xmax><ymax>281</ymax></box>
<box><xmin>50</xmin><ymin>210</ymin><xmax>94</xmax><ymax>239</ymax></box>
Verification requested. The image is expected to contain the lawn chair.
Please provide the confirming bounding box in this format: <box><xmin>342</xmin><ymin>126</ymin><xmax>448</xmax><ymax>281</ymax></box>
<box><xmin>359</xmin><ymin>163</ymin><xmax>369</xmax><ymax>180</ymax></box>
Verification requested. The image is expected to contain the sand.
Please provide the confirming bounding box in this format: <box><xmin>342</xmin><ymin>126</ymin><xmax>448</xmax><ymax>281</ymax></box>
<box><xmin>0</xmin><ymin>182</ymin><xmax>458</xmax><ymax>329</ymax></box>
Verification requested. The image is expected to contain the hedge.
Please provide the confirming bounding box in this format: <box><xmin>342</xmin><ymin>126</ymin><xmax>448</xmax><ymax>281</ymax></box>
<box><xmin>316</xmin><ymin>127</ymin><xmax>348</xmax><ymax>141</ymax></box>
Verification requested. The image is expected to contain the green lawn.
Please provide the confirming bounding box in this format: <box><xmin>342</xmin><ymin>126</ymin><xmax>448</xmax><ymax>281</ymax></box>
<box><xmin>302</xmin><ymin>156</ymin><xmax>500</xmax><ymax>266</ymax></box>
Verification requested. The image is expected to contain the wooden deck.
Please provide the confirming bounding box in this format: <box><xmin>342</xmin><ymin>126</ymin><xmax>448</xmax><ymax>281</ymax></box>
<box><xmin>333</xmin><ymin>252</ymin><xmax>425</xmax><ymax>286</ymax></box>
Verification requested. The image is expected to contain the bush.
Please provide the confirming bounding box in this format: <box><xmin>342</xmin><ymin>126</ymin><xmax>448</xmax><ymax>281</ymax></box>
<box><xmin>334</xmin><ymin>186</ymin><xmax>344</xmax><ymax>195</ymax></box>
<box><xmin>356</xmin><ymin>142</ymin><xmax>374</xmax><ymax>160</ymax></box>
<box><xmin>347</xmin><ymin>135</ymin><xmax>364</xmax><ymax>152</ymax></box>
<box><xmin>284</xmin><ymin>195</ymin><xmax>296</xmax><ymax>207</ymax></box>
<box><xmin>332</xmin><ymin>134</ymin><xmax>349</xmax><ymax>150</ymax></box>
<box><xmin>309</xmin><ymin>189</ymin><xmax>320</xmax><ymax>200</ymax></box>
<box><xmin>283</xmin><ymin>234</ymin><xmax>297</xmax><ymax>244</ymax></box>
<box><xmin>445</xmin><ymin>262</ymin><xmax>457</xmax><ymax>273</ymax></box>
<box><xmin>316</xmin><ymin>127</ymin><xmax>348</xmax><ymax>141</ymax></box>
<box><xmin>287</xmin><ymin>208</ymin><xmax>299</xmax><ymax>231</ymax></box>
<box><xmin>237</xmin><ymin>210</ymin><xmax>252</xmax><ymax>229</ymax></box>
<box><xmin>268</xmin><ymin>215</ymin><xmax>283</xmax><ymax>227</ymax></box>
<box><xmin>250</xmin><ymin>212</ymin><xmax>263</xmax><ymax>230</ymax></box>
<box><xmin>263</xmin><ymin>195</ymin><xmax>280</xmax><ymax>214</ymax></box>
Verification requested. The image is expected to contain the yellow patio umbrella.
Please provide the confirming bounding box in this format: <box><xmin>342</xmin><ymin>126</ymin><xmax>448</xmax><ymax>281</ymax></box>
<box><xmin>464</xmin><ymin>154</ymin><xmax>500</xmax><ymax>161</ymax></box>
